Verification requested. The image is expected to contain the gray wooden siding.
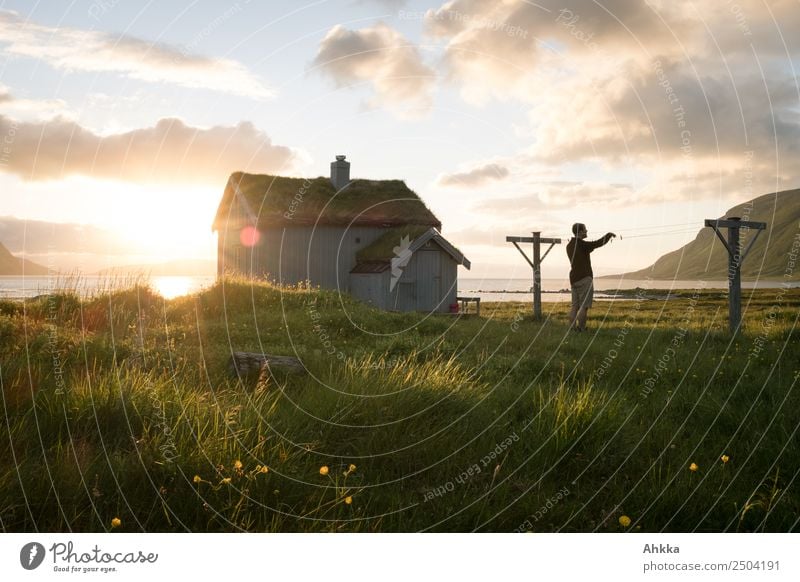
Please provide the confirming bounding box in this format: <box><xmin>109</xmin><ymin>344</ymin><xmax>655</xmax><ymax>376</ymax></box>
<box><xmin>219</xmin><ymin>222</ymin><xmax>461</xmax><ymax>313</ymax></box>
<box><xmin>253</xmin><ymin>226</ymin><xmax>385</xmax><ymax>290</ymax></box>
<box><xmin>416</xmin><ymin>250</ymin><xmax>441</xmax><ymax>310</ymax></box>
<box><xmin>441</xmin><ymin>254</ymin><xmax>458</xmax><ymax>312</ymax></box>
<box><xmin>383</xmin><ymin>246</ymin><xmax>458</xmax><ymax>313</ymax></box>
<box><xmin>350</xmin><ymin>271</ymin><xmax>389</xmax><ymax>309</ymax></box>
<box><xmin>415</xmin><ymin>248</ymin><xmax>458</xmax><ymax>313</ymax></box>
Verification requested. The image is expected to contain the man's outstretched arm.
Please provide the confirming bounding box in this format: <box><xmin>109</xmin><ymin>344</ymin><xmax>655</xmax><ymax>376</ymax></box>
<box><xmin>585</xmin><ymin>232</ymin><xmax>616</xmax><ymax>250</ymax></box>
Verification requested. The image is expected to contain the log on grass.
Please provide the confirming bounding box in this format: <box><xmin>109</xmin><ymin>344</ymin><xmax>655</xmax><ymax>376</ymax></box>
<box><xmin>228</xmin><ymin>351</ymin><xmax>307</xmax><ymax>378</ymax></box>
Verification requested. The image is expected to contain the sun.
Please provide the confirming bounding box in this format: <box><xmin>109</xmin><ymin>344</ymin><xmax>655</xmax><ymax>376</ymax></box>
<box><xmin>109</xmin><ymin>184</ymin><xmax>219</xmax><ymax>259</ymax></box>
<box><xmin>151</xmin><ymin>276</ymin><xmax>195</xmax><ymax>299</ymax></box>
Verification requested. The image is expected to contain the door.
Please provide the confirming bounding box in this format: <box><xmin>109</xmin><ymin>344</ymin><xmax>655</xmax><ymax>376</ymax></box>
<box><xmin>416</xmin><ymin>250</ymin><xmax>441</xmax><ymax>312</ymax></box>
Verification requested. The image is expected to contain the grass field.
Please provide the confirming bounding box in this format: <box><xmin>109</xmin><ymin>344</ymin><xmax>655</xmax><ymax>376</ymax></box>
<box><xmin>1</xmin><ymin>278</ymin><xmax>799</xmax><ymax>532</ymax></box>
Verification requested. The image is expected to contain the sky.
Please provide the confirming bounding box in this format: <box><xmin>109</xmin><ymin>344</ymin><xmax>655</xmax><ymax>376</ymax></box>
<box><xmin>0</xmin><ymin>0</ymin><xmax>798</xmax><ymax>279</ymax></box>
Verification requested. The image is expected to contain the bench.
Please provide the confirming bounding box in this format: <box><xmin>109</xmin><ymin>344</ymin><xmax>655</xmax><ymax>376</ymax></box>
<box><xmin>457</xmin><ymin>296</ymin><xmax>481</xmax><ymax>316</ymax></box>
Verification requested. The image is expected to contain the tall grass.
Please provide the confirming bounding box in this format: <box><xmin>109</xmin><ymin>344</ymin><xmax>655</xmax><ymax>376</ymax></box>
<box><xmin>1</xmin><ymin>276</ymin><xmax>798</xmax><ymax>531</ymax></box>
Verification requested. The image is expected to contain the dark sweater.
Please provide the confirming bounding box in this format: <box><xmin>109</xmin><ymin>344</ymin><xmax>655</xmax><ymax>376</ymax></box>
<box><xmin>566</xmin><ymin>234</ymin><xmax>613</xmax><ymax>285</ymax></box>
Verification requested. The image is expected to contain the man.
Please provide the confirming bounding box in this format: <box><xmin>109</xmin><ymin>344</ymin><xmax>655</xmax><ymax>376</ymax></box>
<box><xmin>566</xmin><ymin>223</ymin><xmax>616</xmax><ymax>331</ymax></box>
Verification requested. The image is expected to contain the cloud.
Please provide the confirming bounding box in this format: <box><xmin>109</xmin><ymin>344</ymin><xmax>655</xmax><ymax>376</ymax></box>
<box><xmin>0</xmin><ymin>115</ymin><xmax>296</xmax><ymax>183</ymax></box>
<box><xmin>446</xmin><ymin>214</ymin><xmax>567</xmax><ymax>249</ymax></box>
<box><xmin>472</xmin><ymin>181</ymin><xmax>636</xmax><ymax>214</ymax></box>
<box><xmin>422</xmin><ymin>0</ymin><xmax>800</xmax><ymax>205</ymax></box>
<box><xmin>530</xmin><ymin>59</ymin><xmax>800</xmax><ymax>162</ymax></box>
<box><xmin>0</xmin><ymin>10</ymin><xmax>272</xmax><ymax>99</ymax></box>
<box><xmin>312</xmin><ymin>22</ymin><xmax>435</xmax><ymax>116</ymax></box>
<box><xmin>0</xmin><ymin>86</ymin><xmax>68</xmax><ymax>119</ymax></box>
<box><xmin>0</xmin><ymin>215</ymin><xmax>127</xmax><ymax>255</ymax></box>
<box><xmin>423</xmin><ymin>0</ymin><xmax>691</xmax><ymax>104</ymax></box>
<box><xmin>437</xmin><ymin>162</ymin><xmax>509</xmax><ymax>187</ymax></box>
<box><xmin>522</xmin><ymin>60</ymin><xmax>800</xmax><ymax>204</ymax></box>
<box><xmin>357</xmin><ymin>0</ymin><xmax>408</xmax><ymax>6</ymax></box>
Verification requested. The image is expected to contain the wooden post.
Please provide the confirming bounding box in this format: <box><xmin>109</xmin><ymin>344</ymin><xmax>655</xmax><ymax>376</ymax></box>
<box><xmin>506</xmin><ymin>233</ymin><xmax>561</xmax><ymax>320</ymax></box>
<box><xmin>728</xmin><ymin>219</ymin><xmax>742</xmax><ymax>331</ymax></box>
<box><xmin>704</xmin><ymin>217</ymin><xmax>766</xmax><ymax>334</ymax></box>
<box><xmin>532</xmin><ymin>232</ymin><xmax>542</xmax><ymax>318</ymax></box>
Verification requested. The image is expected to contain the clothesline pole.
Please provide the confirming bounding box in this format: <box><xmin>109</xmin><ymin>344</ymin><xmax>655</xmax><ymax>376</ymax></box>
<box><xmin>507</xmin><ymin>233</ymin><xmax>562</xmax><ymax>319</ymax></box>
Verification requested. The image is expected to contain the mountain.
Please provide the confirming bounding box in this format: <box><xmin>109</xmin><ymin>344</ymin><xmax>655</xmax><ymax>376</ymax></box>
<box><xmin>610</xmin><ymin>188</ymin><xmax>800</xmax><ymax>280</ymax></box>
<box><xmin>0</xmin><ymin>242</ymin><xmax>49</xmax><ymax>275</ymax></box>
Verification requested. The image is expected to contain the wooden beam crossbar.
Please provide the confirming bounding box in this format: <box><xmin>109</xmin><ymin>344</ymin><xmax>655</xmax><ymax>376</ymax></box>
<box><xmin>510</xmin><ymin>241</ymin><xmax>534</xmax><ymax>269</ymax></box>
<box><xmin>540</xmin><ymin>242</ymin><xmax>558</xmax><ymax>262</ymax></box>
<box><xmin>703</xmin><ymin>217</ymin><xmax>767</xmax><ymax>334</ymax></box>
<box><xmin>506</xmin><ymin>233</ymin><xmax>562</xmax><ymax>319</ymax></box>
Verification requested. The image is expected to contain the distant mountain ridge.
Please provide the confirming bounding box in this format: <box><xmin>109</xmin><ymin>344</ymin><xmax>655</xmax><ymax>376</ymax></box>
<box><xmin>609</xmin><ymin>188</ymin><xmax>800</xmax><ymax>281</ymax></box>
<box><xmin>0</xmin><ymin>242</ymin><xmax>49</xmax><ymax>275</ymax></box>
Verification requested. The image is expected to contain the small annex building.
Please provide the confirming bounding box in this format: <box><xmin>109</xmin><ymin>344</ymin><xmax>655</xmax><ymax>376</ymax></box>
<box><xmin>212</xmin><ymin>156</ymin><xmax>470</xmax><ymax>313</ymax></box>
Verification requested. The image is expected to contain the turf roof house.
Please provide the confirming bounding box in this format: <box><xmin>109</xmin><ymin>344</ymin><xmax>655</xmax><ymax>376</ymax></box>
<box><xmin>212</xmin><ymin>156</ymin><xmax>471</xmax><ymax>312</ymax></box>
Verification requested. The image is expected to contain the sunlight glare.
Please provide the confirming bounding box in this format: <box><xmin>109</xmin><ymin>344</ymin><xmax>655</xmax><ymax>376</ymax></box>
<box><xmin>152</xmin><ymin>276</ymin><xmax>194</xmax><ymax>299</ymax></box>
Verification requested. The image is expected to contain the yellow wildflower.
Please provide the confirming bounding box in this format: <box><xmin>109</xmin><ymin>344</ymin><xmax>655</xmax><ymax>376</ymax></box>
<box><xmin>344</xmin><ymin>496</ymin><xmax>353</xmax><ymax>505</ymax></box>
<box><xmin>689</xmin><ymin>462</ymin><xmax>698</xmax><ymax>472</ymax></box>
<box><xmin>348</xmin><ymin>464</ymin><xmax>357</xmax><ymax>473</ymax></box>
<box><xmin>110</xmin><ymin>517</ymin><xmax>122</xmax><ymax>528</ymax></box>
<box><xmin>193</xmin><ymin>475</ymin><xmax>201</xmax><ymax>484</ymax></box>
<box><xmin>221</xmin><ymin>477</ymin><xmax>232</xmax><ymax>484</ymax></box>
<box><xmin>619</xmin><ymin>515</ymin><xmax>631</xmax><ymax>527</ymax></box>
<box><xmin>319</xmin><ymin>466</ymin><xmax>329</xmax><ymax>476</ymax></box>
<box><xmin>721</xmin><ymin>455</ymin><xmax>730</xmax><ymax>464</ymax></box>
<box><xmin>233</xmin><ymin>460</ymin><xmax>243</xmax><ymax>470</ymax></box>
<box><xmin>260</xmin><ymin>465</ymin><xmax>269</xmax><ymax>474</ymax></box>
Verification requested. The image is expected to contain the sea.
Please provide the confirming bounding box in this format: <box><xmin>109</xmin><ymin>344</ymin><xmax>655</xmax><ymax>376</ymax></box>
<box><xmin>1</xmin><ymin>276</ymin><xmax>797</xmax><ymax>302</ymax></box>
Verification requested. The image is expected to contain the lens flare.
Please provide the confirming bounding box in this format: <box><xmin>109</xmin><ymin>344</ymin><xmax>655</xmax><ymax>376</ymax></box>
<box><xmin>240</xmin><ymin>226</ymin><xmax>260</xmax><ymax>247</ymax></box>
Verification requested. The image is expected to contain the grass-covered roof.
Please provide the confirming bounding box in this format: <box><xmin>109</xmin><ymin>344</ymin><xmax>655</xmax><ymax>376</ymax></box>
<box><xmin>213</xmin><ymin>172</ymin><xmax>441</xmax><ymax>229</ymax></box>
<box><xmin>356</xmin><ymin>225</ymin><xmax>470</xmax><ymax>269</ymax></box>
<box><xmin>356</xmin><ymin>225</ymin><xmax>433</xmax><ymax>262</ymax></box>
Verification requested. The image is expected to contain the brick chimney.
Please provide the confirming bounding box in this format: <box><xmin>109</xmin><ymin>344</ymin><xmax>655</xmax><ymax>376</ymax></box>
<box><xmin>330</xmin><ymin>155</ymin><xmax>350</xmax><ymax>191</ymax></box>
